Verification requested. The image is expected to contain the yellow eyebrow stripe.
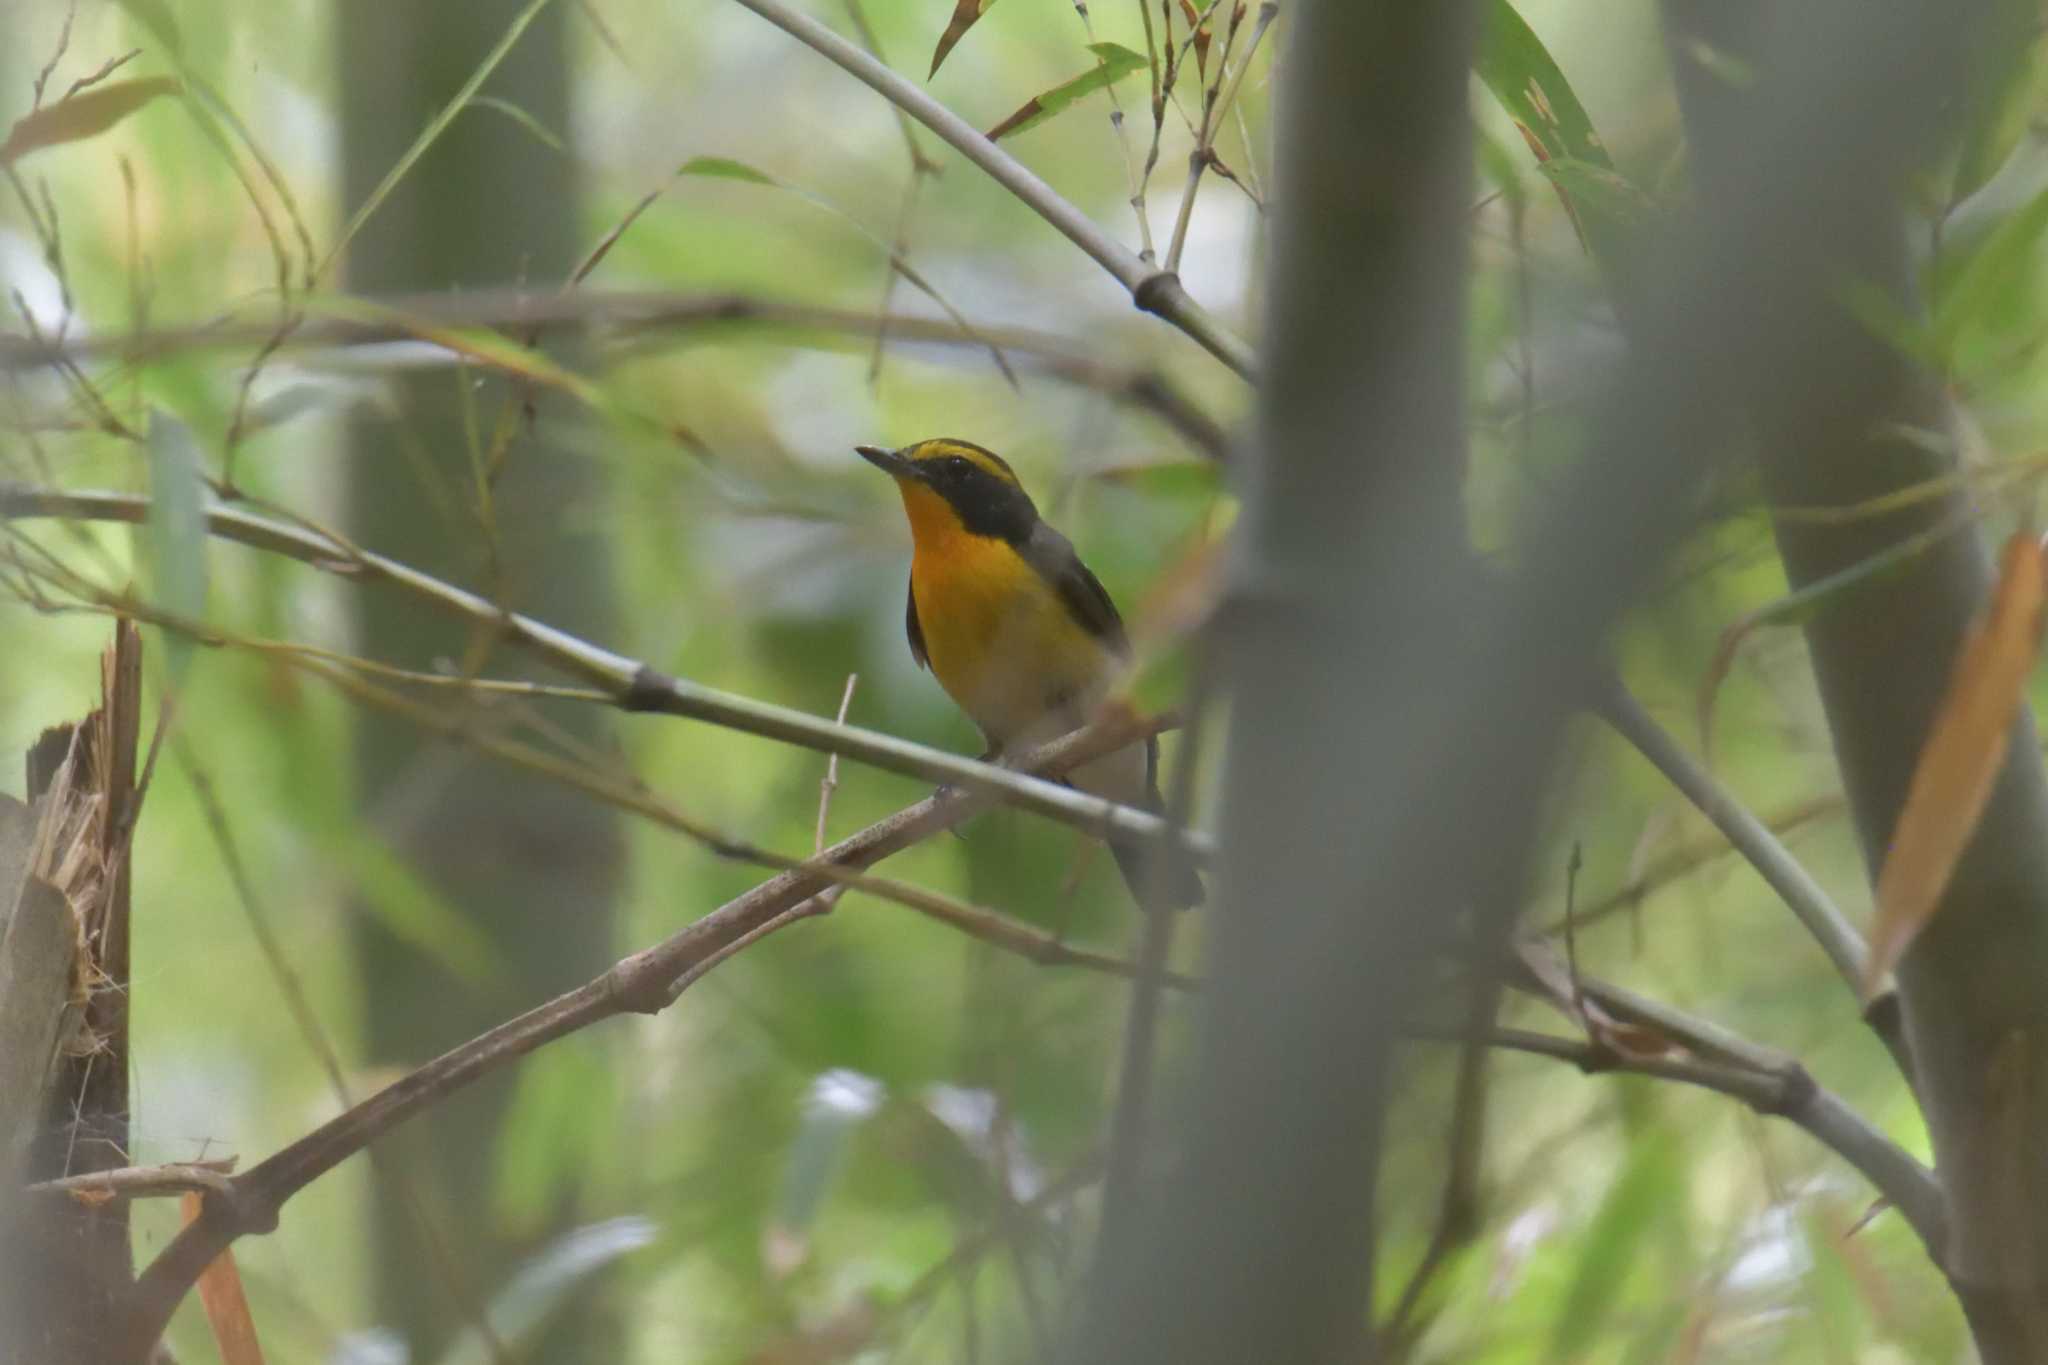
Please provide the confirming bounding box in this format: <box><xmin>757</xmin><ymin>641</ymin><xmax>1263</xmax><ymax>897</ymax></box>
<box><xmin>905</xmin><ymin>437</ymin><xmax>1021</xmax><ymax>486</ymax></box>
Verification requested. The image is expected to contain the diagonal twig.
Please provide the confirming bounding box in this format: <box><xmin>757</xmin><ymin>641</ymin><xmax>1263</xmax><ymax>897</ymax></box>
<box><xmin>0</xmin><ymin>483</ymin><xmax>1214</xmax><ymax>861</ymax></box>
<box><xmin>727</xmin><ymin>0</ymin><xmax>1255</xmax><ymax>378</ymax></box>
<box><xmin>1407</xmin><ymin>1021</ymin><xmax>1944</xmax><ymax>1261</ymax></box>
<box><xmin>111</xmin><ymin>714</ymin><xmax>1181</xmax><ymax>1357</ymax></box>
<box><xmin>1591</xmin><ymin>673</ymin><xmax>1911</xmax><ymax>1077</ymax></box>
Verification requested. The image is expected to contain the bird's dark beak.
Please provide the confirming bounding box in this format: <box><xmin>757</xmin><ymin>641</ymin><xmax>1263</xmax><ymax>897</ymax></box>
<box><xmin>856</xmin><ymin>444</ymin><xmax>918</xmax><ymax>480</ymax></box>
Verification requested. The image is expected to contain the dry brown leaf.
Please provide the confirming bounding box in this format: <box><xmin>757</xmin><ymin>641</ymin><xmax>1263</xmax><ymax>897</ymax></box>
<box><xmin>1864</xmin><ymin>533</ymin><xmax>2048</xmax><ymax>997</ymax></box>
<box><xmin>0</xmin><ymin>76</ymin><xmax>181</xmax><ymax>165</ymax></box>
<box><xmin>928</xmin><ymin>0</ymin><xmax>991</xmax><ymax>78</ymax></box>
<box><xmin>1178</xmin><ymin>0</ymin><xmax>1214</xmax><ymax>79</ymax></box>
<box><xmin>181</xmin><ymin>1191</ymin><xmax>268</xmax><ymax>1365</ymax></box>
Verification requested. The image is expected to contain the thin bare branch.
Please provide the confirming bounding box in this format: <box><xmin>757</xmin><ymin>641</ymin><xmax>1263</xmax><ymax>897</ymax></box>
<box><xmin>0</xmin><ymin>483</ymin><xmax>1215</xmax><ymax>860</ymax></box>
<box><xmin>3</xmin><ymin>548</ymin><xmax>1207</xmax><ymax>961</ymax></box>
<box><xmin>59</xmin><ymin>50</ymin><xmax>142</xmax><ymax>105</ymax></box>
<box><xmin>1591</xmin><ymin>674</ymin><xmax>1909</xmax><ymax>1073</ymax></box>
<box><xmin>1408</xmin><ymin>1023</ymin><xmax>1944</xmax><ymax>1260</ymax></box>
<box><xmin>113</xmin><ymin>716</ymin><xmax>1182</xmax><ymax>1356</ymax></box>
<box><xmin>27</xmin><ymin>1160</ymin><xmax>236</xmax><ymax>1204</ymax></box>
<box><xmin>726</xmin><ymin>0</ymin><xmax>1255</xmax><ymax>377</ymax></box>
<box><xmin>0</xmin><ymin>288</ymin><xmax>1231</xmax><ymax>460</ymax></box>
<box><xmin>816</xmin><ymin>673</ymin><xmax>859</xmax><ymax>854</ymax></box>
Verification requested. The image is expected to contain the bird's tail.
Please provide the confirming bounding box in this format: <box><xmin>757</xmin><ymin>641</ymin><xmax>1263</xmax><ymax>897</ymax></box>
<box><xmin>1111</xmin><ymin>834</ymin><xmax>1206</xmax><ymax>911</ymax></box>
<box><xmin>1065</xmin><ymin>732</ymin><xmax>1205</xmax><ymax>909</ymax></box>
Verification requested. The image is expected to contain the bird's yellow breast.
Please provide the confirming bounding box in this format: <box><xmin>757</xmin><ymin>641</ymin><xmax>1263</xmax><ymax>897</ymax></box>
<box><xmin>900</xmin><ymin>484</ymin><xmax>1116</xmax><ymax>749</ymax></box>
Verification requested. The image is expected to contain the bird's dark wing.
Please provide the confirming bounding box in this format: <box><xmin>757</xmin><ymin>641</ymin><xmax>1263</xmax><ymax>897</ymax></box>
<box><xmin>905</xmin><ymin>575</ymin><xmax>929</xmax><ymax>669</ymax></box>
<box><xmin>1019</xmin><ymin>522</ymin><xmax>1130</xmax><ymax>659</ymax></box>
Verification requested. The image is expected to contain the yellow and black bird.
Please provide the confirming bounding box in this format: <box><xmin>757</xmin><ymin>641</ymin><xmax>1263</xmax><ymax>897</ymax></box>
<box><xmin>857</xmin><ymin>437</ymin><xmax>1203</xmax><ymax>909</ymax></box>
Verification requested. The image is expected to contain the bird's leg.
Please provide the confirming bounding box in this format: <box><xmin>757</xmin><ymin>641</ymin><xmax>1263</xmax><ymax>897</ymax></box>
<box><xmin>935</xmin><ymin>746</ymin><xmax>1001</xmax><ymax>840</ymax></box>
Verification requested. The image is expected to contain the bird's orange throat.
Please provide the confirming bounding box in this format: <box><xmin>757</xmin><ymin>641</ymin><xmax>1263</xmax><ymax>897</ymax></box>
<box><xmin>895</xmin><ymin>478</ymin><xmax>970</xmax><ymax>551</ymax></box>
<box><xmin>895</xmin><ymin>479</ymin><xmax>1079</xmax><ymax>744</ymax></box>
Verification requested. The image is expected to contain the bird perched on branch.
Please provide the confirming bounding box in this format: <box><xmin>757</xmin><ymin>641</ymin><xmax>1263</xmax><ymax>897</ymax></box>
<box><xmin>857</xmin><ymin>437</ymin><xmax>1203</xmax><ymax>910</ymax></box>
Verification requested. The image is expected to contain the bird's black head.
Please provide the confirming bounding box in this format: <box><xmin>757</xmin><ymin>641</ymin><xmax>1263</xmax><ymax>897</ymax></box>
<box><xmin>856</xmin><ymin>438</ymin><xmax>1039</xmax><ymax>543</ymax></box>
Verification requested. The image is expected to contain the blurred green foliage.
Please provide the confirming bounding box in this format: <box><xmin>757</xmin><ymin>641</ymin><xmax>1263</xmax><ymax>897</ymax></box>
<box><xmin>2</xmin><ymin>0</ymin><xmax>2037</xmax><ymax>1359</ymax></box>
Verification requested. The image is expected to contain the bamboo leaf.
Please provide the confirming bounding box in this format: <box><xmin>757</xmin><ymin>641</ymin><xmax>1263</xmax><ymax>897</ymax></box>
<box><xmin>1948</xmin><ymin>0</ymin><xmax>2045</xmax><ymax>206</ymax></box>
<box><xmin>1932</xmin><ymin>182</ymin><xmax>2048</xmax><ymax>357</ymax></box>
<box><xmin>317</xmin><ymin>0</ymin><xmax>556</xmax><ymax>281</ymax></box>
<box><xmin>469</xmin><ymin>94</ymin><xmax>566</xmax><ymax>153</ymax></box>
<box><xmin>0</xmin><ymin>76</ymin><xmax>181</xmax><ymax>165</ymax></box>
<box><xmin>675</xmin><ymin>154</ymin><xmax>778</xmax><ymax>187</ymax></box>
<box><xmin>146</xmin><ymin>410</ymin><xmax>207</xmax><ymax>684</ymax></box>
<box><xmin>929</xmin><ymin>0</ymin><xmax>998</xmax><ymax>78</ymax></box>
<box><xmin>1476</xmin><ymin>3</ymin><xmax>1610</xmax><ymax>169</ymax></box>
<box><xmin>1178</xmin><ymin>0</ymin><xmax>1215</xmax><ymax>80</ymax></box>
<box><xmin>1864</xmin><ymin>533</ymin><xmax>2048</xmax><ymax>996</ymax></box>
<box><xmin>1476</xmin><ymin>1</ymin><xmax>1641</xmax><ymax>276</ymax></box>
<box><xmin>1535</xmin><ymin>158</ymin><xmax>1656</xmax><ymax>236</ymax></box>
<box><xmin>986</xmin><ymin>42</ymin><xmax>1148</xmax><ymax>142</ymax></box>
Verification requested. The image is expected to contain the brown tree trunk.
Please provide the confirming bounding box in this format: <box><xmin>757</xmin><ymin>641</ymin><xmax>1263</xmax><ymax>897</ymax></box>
<box><xmin>0</xmin><ymin>625</ymin><xmax>143</xmax><ymax>1363</ymax></box>
<box><xmin>1667</xmin><ymin>3</ymin><xmax>2048</xmax><ymax>1358</ymax></box>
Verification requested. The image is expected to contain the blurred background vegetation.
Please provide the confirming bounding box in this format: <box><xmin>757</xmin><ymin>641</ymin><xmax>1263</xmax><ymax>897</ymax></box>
<box><xmin>2</xmin><ymin>0</ymin><xmax>2036</xmax><ymax>1359</ymax></box>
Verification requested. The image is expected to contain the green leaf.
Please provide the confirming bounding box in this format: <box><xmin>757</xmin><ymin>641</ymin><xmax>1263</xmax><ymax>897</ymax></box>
<box><xmin>1476</xmin><ymin>2</ymin><xmax>1642</xmax><ymax>279</ymax></box>
<box><xmin>435</xmin><ymin>1218</ymin><xmax>655</xmax><ymax>1365</ymax></box>
<box><xmin>469</xmin><ymin>94</ymin><xmax>566</xmax><ymax>153</ymax></box>
<box><xmin>986</xmin><ymin>42</ymin><xmax>1148</xmax><ymax>142</ymax></box>
<box><xmin>1933</xmin><ymin>182</ymin><xmax>2048</xmax><ymax>357</ymax></box>
<box><xmin>146</xmin><ymin>410</ymin><xmax>208</xmax><ymax>684</ymax></box>
<box><xmin>317</xmin><ymin>0</ymin><xmax>556</xmax><ymax>282</ymax></box>
<box><xmin>1535</xmin><ymin>157</ymin><xmax>1657</xmax><ymax>237</ymax></box>
<box><xmin>1941</xmin><ymin>32</ymin><xmax>2039</xmax><ymax>205</ymax></box>
<box><xmin>929</xmin><ymin>0</ymin><xmax>998</xmax><ymax>78</ymax></box>
<box><xmin>675</xmin><ymin>154</ymin><xmax>778</xmax><ymax>187</ymax></box>
<box><xmin>0</xmin><ymin>76</ymin><xmax>183</xmax><ymax>165</ymax></box>
<box><xmin>1949</xmin><ymin>10</ymin><xmax>2045</xmax><ymax>208</ymax></box>
<box><xmin>1546</xmin><ymin>1133</ymin><xmax>1679</xmax><ymax>1361</ymax></box>
<box><xmin>1476</xmin><ymin>2</ymin><xmax>1611</xmax><ymax>170</ymax></box>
